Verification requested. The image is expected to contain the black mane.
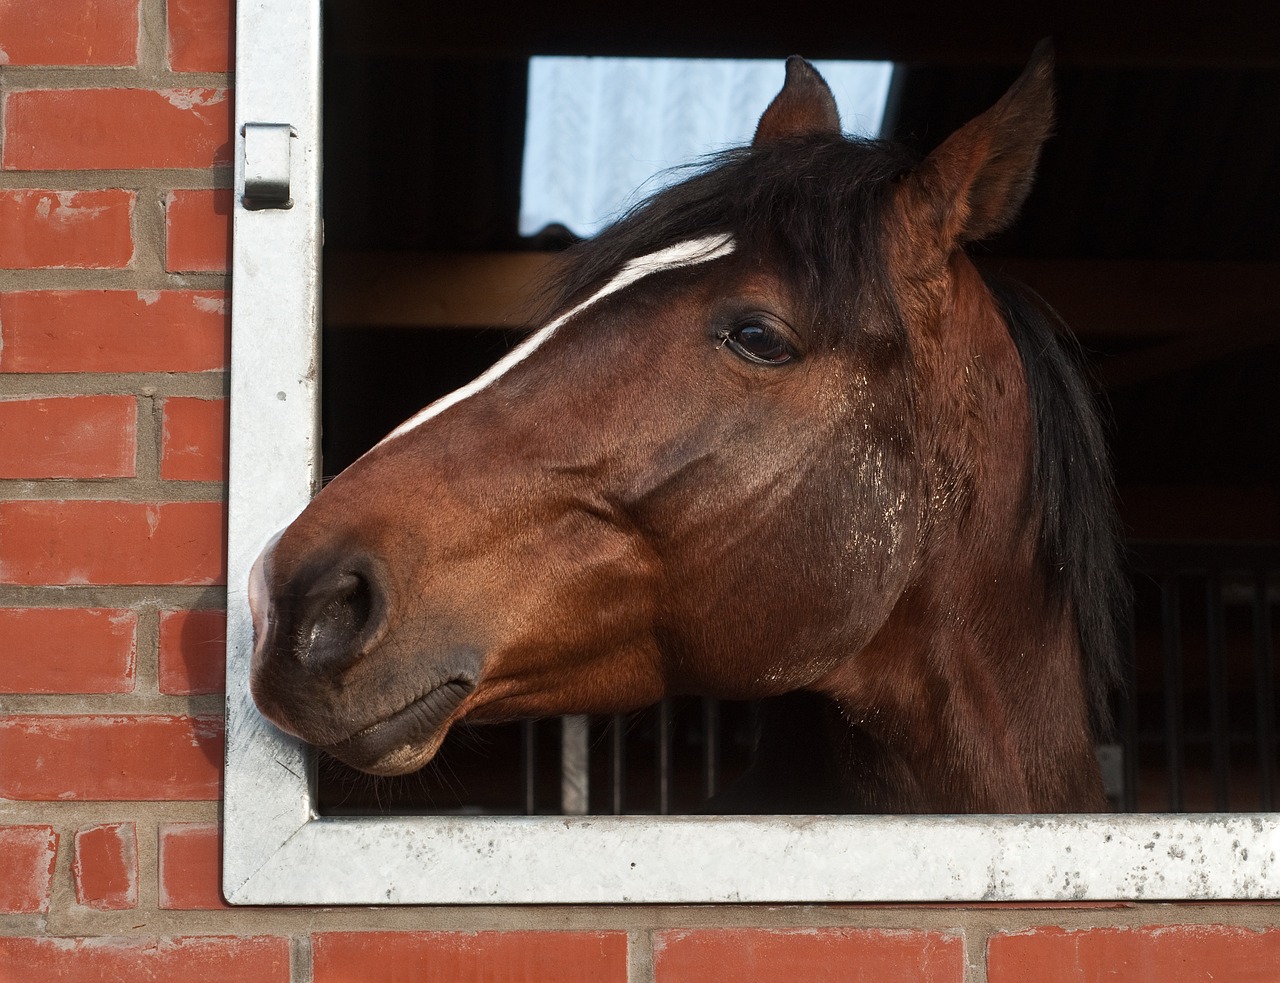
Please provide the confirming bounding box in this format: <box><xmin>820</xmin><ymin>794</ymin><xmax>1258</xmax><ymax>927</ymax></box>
<box><xmin>552</xmin><ymin>135</ymin><xmax>917</xmax><ymax>342</ymax></box>
<box><xmin>984</xmin><ymin>274</ymin><xmax>1127</xmax><ymax>735</ymax></box>
<box><xmin>551</xmin><ymin>134</ymin><xmax>1125</xmax><ymax>737</ymax></box>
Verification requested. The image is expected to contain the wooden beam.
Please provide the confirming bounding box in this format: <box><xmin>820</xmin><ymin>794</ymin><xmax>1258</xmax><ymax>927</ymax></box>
<box><xmin>978</xmin><ymin>259</ymin><xmax>1280</xmax><ymax>342</ymax></box>
<box><xmin>324</xmin><ymin>251</ymin><xmax>560</xmax><ymax>329</ymax></box>
<box><xmin>326</xmin><ymin>252</ymin><xmax>1280</xmax><ymax>344</ymax></box>
<box><xmin>1093</xmin><ymin>318</ymin><xmax>1280</xmax><ymax>390</ymax></box>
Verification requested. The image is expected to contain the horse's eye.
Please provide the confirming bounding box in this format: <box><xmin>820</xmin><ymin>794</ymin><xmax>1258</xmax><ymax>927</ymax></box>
<box><xmin>723</xmin><ymin>320</ymin><xmax>796</xmax><ymax>366</ymax></box>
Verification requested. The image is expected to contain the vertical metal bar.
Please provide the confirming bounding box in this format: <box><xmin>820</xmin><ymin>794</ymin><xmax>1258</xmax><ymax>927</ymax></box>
<box><xmin>1121</xmin><ymin>609</ymin><xmax>1140</xmax><ymax>813</ymax></box>
<box><xmin>1206</xmin><ymin>574</ymin><xmax>1230</xmax><ymax>810</ymax></box>
<box><xmin>560</xmin><ymin>715</ymin><xmax>590</xmax><ymax>816</ymax></box>
<box><xmin>657</xmin><ymin>699</ymin><xmax>672</xmax><ymax>816</ymax></box>
<box><xmin>1161</xmin><ymin>574</ymin><xmax>1184</xmax><ymax>812</ymax></box>
<box><xmin>1255</xmin><ymin>570</ymin><xmax>1276</xmax><ymax>810</ymax></box>
<box><xmin>610</xmin><ymin>713</ymin><xmax>626</xmax><ymax>816</ymax></box>
<box><xmin>522</xmin><ymin>719</ymin><xmax>537</xmax><ymax>816</ymax></box>
<box><xmin>702</xmin><ymin>698</ymin><xmax>720</xmax><ymax>800</ymax></box>
<box><xmin>223</xmin><ymin>0</ymin><xmax>324</xmax><ymax>900</ymax></box>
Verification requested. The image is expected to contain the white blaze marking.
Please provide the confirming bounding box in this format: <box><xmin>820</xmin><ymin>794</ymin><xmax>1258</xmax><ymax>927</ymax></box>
<box><xmin>377</xmin><ymin>233</ymin><xmax>737</xmax><ymax>446</ymax></box>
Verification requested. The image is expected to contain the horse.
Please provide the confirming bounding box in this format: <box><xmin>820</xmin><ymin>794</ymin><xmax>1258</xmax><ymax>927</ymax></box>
<box><xmin>249</xmin><ymin>42</ymin><xmax>1125</xmax><ymax>814</ymax></box>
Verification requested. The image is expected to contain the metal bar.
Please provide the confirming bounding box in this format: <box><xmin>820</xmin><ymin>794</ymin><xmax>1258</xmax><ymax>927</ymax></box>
<box><xmin>522</xmin><ymin>719</ymin><xmax>537</xmax><ymax>816</ymax></box>
<box><xmin>1121</xmin><ymin>606</ymin><xmax>1140</xmax><ymax>812</ymax></box>
<box><xmin>222</xmin><ymin>0</ymin><xmax>324</xmax><ymax>902</ymax></box>
<box><xmin>702</xmin><ymin>698</ymin><xmax>720</xmax><ymax>800</ymax></box>
<box><xmin>1205</xmin><ymin>574</ymin><xmax>1230</xmax><ymax>810</ymax></box>
<box><xmin>611</xmin><ymin>714</ymin><xmax>626</xmax><ymax>816</ymax></box>
<box><xmin>560</xmin><ymin>715</ymin><xmax>590</xmax><ymax>816</ymax></box>
<box><xmin>1255</xmin><ymin>570</ymin><xmax>1276</xmax><ymax>810</ymax></box>
<box><xmin>1160</xmin><ymin>574</ymin><xmax>1184</xmax><ymax>812</ymax></box>
<box><xmin>657</xmin><ymin>700</ymin><xmax>672</xmax><ymax>816</ymax></box>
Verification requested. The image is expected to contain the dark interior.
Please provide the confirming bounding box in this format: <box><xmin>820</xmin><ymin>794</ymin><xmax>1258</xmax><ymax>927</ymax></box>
<box><xmin>316</xmin><ymin>2</ymin><xmax>1279</xmax><ymax>815</ymax></box>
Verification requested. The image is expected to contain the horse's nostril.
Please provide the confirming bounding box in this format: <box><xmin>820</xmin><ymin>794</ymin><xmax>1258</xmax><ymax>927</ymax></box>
<box><xmin>295</xmin><ymin>566</ymin><xmax>380</xmax><ymax>673</ymax></box>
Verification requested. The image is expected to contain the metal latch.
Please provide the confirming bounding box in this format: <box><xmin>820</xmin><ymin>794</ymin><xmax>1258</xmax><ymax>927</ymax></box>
<box><xmin>242</xmin><ymin>123</ymin><xmax>295</xmax><ymax>209</ymax></box>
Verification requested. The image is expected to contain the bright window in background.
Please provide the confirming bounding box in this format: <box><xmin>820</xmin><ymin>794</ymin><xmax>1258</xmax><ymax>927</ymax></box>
<box><xmin>519</xmin><ymin>57</ymin><xmax>895</xmax><ymax>238</ymax></box>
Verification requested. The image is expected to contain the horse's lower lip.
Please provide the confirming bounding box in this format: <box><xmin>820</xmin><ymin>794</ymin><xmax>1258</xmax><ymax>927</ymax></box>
<box><xmin>325</xmin><ymin>678</ymin><xmax>475</xmax><ymax>774</ymax></box>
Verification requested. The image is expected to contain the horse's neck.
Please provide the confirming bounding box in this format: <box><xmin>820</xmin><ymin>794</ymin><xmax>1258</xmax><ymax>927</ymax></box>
<box><xmin>821</xmin><ymin>261</ymin><xmax>1106</xmax><ymax>813</ymax></box>
<box><xmin>821</xmin><ymin>549</ymin><xmax>1106</xmax><ymax>813</ymax></box>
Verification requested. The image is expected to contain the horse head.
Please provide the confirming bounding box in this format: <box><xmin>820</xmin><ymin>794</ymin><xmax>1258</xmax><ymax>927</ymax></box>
<box><xmin>250</xmin><ymin>44</ymin><xmax>1121</xmax><ymax>811</ymax></box>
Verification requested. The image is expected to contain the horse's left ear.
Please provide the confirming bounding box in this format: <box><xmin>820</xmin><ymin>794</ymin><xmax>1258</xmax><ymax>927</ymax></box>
<box><xmin>754</xmin><ymin>57</ymin><xmax>841</xmax><ymax>145</ymax></box>
<box><xmin>902</xmin><ymin>39</ymin><xmax>1055</xmax><ymax>246</ymax></box>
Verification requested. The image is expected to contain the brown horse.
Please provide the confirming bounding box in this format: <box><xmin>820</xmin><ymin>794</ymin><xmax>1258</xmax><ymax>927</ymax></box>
<box><xmin>249</xmin><ymin>43</ymin><xmax>1124</xmax><ymax>814</ymax></box>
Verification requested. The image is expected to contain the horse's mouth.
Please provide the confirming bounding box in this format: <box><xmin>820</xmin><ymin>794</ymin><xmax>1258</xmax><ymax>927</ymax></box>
<box><xmin>323</xmin><ymin>678</ymin><xmax>475</xmax><ymax>775</ymax></box>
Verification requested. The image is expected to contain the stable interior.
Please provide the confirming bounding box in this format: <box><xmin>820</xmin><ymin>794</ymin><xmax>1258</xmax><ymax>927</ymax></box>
<box><xmin>315</xmin><ymin>2</ymin><xmax>1279</xmax><ymax>816</ymax></box>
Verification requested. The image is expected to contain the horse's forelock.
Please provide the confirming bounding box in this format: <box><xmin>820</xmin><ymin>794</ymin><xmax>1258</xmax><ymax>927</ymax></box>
<box><xmin>545</xmin><ymin>137</ymin><xmax>917</xmax><ymax>350</ymax></box>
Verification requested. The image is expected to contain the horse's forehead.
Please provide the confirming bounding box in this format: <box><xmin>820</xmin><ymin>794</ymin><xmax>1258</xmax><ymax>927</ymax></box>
<box><xmin>555</xmin><ymin>233</ymin><xmax>738</xmax><ymax>331</ymax></box>
<box><xmin>374</xmin><ymin>235</ymin><xmax>737</xmax><ymax>448</ymax></box>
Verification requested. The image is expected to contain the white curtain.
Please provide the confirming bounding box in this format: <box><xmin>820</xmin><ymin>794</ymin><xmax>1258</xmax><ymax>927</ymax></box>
<box><xmin>520</xmin><ymin>57</ymin><xmax>895</xmax><ymax>238</ymax></box>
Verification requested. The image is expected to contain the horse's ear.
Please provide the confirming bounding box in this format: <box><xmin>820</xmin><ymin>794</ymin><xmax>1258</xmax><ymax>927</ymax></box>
<box><xmin>903</xmin><ymin>40</ymin><xmax>1055</xmax><ymax>245</ymax></box>
<box><xmin>753</xmin><ymin>57</ymin><xmax>841</xmax><ymax>145</ymax></box>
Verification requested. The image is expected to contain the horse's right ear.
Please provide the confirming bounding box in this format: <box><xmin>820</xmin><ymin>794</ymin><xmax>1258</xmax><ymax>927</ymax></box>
<box><xmin>754</xmin><ymin>57</ymin><xmax>841</xmax><ymax>145</ymax></box>
<box><xmin>899</xmin><ymin>40</ymin><xmax>1055</xmax><ymax>247</ymax></box>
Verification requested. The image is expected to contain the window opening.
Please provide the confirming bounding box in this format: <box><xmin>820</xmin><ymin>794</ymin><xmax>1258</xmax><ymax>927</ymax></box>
<box><xmin>225</xmin><ymin>0</ymin><xmax>1280</xmax><ymax>904</ymax></box>
<box><xmin>519</xmin><ymin>56</ymin><xmax>894</xmax><ymax>237</ymax></box>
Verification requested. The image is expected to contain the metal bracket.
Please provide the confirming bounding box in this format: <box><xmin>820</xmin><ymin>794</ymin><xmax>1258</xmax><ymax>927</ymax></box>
<box><xmin>242</xmin><ymin>122</ymin><xmax>295</xmax><ymax>209</ymax></box>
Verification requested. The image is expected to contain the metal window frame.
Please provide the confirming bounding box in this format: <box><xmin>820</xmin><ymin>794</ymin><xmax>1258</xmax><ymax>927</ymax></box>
<box><xmin>222</xmin><ymin>0</ymin><xmax>1280</xmax><ymax>905</ymax></box>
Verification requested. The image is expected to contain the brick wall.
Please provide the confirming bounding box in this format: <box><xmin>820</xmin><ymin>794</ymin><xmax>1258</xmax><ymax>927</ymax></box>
<box><xmin>1</xmin><ymin>3</ymin><xmax>1277</xmax><ymax>981</ymax></box>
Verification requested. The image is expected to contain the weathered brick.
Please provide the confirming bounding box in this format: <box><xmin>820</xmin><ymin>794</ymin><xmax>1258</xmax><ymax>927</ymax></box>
<box><xmin>0</xmin><ymin>189</ymin><xmax>134</xmax><ymax>269</ymax></box>
<box><xmin>0</xmin><ymin>715</ymin><xmax>223</xmax><ymax>800</ymax></box>
<box><xmin>159</xmin><ymin>608</ymin><xmax>226</xmax><ymax>694</ymax></box>
<box><xmin>159</xmin><ymin>823</ymin><xmax>228</xmax><ymax>909</ymax></box>
<box><xmin>0</xmin><ymin>0</ymin><xmax>138</xmax><ymax>67</ymax></box>
<box><xmin>0</xmin><ymin>290</ymin><xmax>228</xmax><ymax>373</ymax></box>
<box><xmin>0</xmin><ymin>936</ymin><xmax>289</xmax><ymax>983</ymax></box>
<box><xmin>988</xmin><ymin>925</ymin><xmax>1280</xmax><ymax>983</ymax></box>
<box><xmin>165</xmin><ymin>188</ymin><xmax>232</xmax><ymax>272</ymax></box>
<box><xmin>161</xmin><ymin>397</ymin><xmax>228</xmax><ymax>481</ymax></box>
<box><xmin>0</xmin><ymin>608</ymin><xmax>137</xmax><ymax>694</ymax></box>
<box><xmin>0</xmin><ymin>396</ymin><xmax>136</xmax><ymax>479</ymax></box>
<box><xmin>0</xmin><ymin>826</ymin><xmax>58</xmax><ymax>914</ymax></box>
<box><xmin>3</xmin><ymin>89</ymin><xmax>231</xmax><ymax>170</ymax></box>
<box><xmin>654</xmin><ymin>928</ymin><xmax>966</xmax><ymax>983</ymax></box>
<box><xmin>0</xmin><ymin>500</ymin><xmax>226</xmax><ymax>586</ymax></box>
<box><xmin>74</xmin><ymin>823</ymin><xmax>138</xmax><ymax>910</ymax></box>
<box><xmin>167</xmin><ymin>0</ymin><xmax>234</xmax><ymax>73</ymax></box>
<box><xmin>312</xmin><ymin>932</ymin><xmax>629</xmax><ymax>983</ymax></box>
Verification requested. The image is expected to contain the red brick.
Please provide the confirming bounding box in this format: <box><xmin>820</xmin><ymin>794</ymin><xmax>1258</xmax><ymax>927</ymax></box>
<box><xmin>0</xmin><ymin>608</ymin><xmax>137</xmax><ymax>694</ymax></box>
<box><xmin>988</xmin><ymin>925</ymin><xmax>1280</xmax><ymax>983</ymax></box>
<box><xmin>313</xmin><ymin>932</ymin><xmax>629</xmax><ymax>983</ymax></box>
<box><xmin>0</xmin><ymin>189</ymin><xmax>134</xmax><ymax>269</ymax></box>
<box><xmin>161</xmin><ymin>397</ymin><xmax>227</xmax><ymax>481</ymax></box>
<box><xmin>74</xmin><ymin>823</ymin><xmax>137</xmax><ymax>910</ymax></box>
<box><xmin>167</xmin><ymin>0</ymin><xmax>234</xmax><ymax>73</ymax></box>
<box><xmin>159</xmin><ymin>609</ymin><xmax>226</xmax><ymax>694</ymax></box>
<box><xmin>165</xmin><ymin>188</ymin><xmax>232</xmax><ymax>272</ymax></box>
<box><xmin>0</xmin><ymin>0</ymin><xmax>138</xmax><ymax>67</ymax></box>
<box><xmin>0</xmin><ymin>826</ymin><xmax>58</xmax><ymax>914</ymax></box>
<box><xmin>0</xmin><ymin>501</ymin><xmax>226</xmax><ymax>586</ymax></box>
<box><xmin>3</xmin><ymin>89</ymin><xmax>231</xmax><ymax>170</ymax></box>
<box><xmin>0</xmin><ymin>396</ymin><xmax>136</xmax><ymax>479</ymax></box>
<box><xmin>0</xmin><ymin>290</ymin><xmax>228</xmax><ymax>373</ymax></box>
<box><xmin>159</xmin><ymin>823</ymin><xmax>227</xmax><ymax>909</ymax></box>
<box><xmin>0</xmin><ymin>936</ymin><xmax>289</xmax><ymax>983</ymax></box>
<box><xmin>0</xmin><ymin>715</ymin><xmax>223</xmax><ymax>800</ymax></box>
<box><xmin>654</xmin><ymin>928</ymin><xmax>965</xmax><ymax>983</ymax></box>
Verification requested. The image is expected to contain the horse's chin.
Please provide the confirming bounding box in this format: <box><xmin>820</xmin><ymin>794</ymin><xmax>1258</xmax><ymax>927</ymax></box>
<box><xmin>321</xmin><ymin>677</ymin><xmax>475</xmax><ymax>776</ymax></box>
